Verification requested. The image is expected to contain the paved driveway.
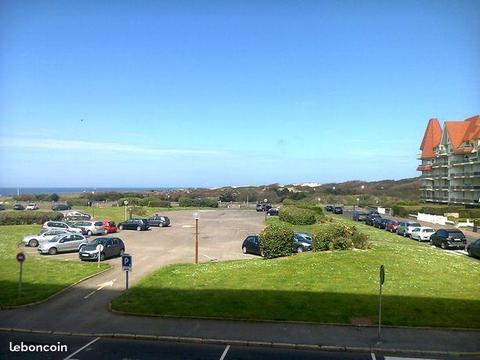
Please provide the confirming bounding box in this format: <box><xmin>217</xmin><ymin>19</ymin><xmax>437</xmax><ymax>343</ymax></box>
<box><xmin>0</xmin><ymin>209</ymin><xmax>265</xmax><ymax>332</ymax></box>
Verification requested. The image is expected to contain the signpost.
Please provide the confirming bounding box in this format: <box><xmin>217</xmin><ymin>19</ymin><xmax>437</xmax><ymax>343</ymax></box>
<box><xmin>378</xmin><ymin>264</ymin><xmax>385</xmax><ymax>341</ymax></box>
<box><xmin>16</xmin><ymin>252</ymin><xmax>25</xmax><ymax>296</ymax></box>
<box><xmin>96</xmin><ymin>244</ymin><xmax>104</xmax><ymax>268</ymax></box>
<box><xmin>122</xmin><ymin>254</ymin><xmax>132</xmax><ymax>291</ymax></box>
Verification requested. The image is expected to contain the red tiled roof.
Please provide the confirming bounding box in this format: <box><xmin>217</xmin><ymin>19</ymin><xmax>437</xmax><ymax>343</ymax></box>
<box><xmin>445</xmin><ymin>115</ymin><xmax>480</xmax><ymax>154</ymax></box>
<box><xmin>419</xmin><ymin>118</ymin><xmax>442</xmax><ymax>159</ymax></box>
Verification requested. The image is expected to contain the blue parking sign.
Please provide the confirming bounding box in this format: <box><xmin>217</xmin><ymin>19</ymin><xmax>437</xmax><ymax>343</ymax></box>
<box><xmin>122</xmin><ymin>254</ymin><xmax>132</xmax><ymax>271</ymax></box>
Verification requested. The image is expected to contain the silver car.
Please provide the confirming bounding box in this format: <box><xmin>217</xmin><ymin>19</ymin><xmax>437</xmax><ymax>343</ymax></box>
<box><xmin>38</xmin><ymin>233</ymin><xmax>88</xmax><ymax>255</ymax></box>
<box><xmin>72</xmin><ymin>221</ymin><xmax>105</xmax><ymax>236</ymax></box>
<box><xmin>22</xmin><ymin>229</ymin><xmax>73</xmax><ymax>247</ymax></box>
<box><xmin>41</xmin><ymin>221</ymin><xmax>83</xmax><ymax>234</ymax></box>
<box><xmin>397</xmin><ymin>221</ymin><xmax>421</xmax><ymax>237</ymax></box>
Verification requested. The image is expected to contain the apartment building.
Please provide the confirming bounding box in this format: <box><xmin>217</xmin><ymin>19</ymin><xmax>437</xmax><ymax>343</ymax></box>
<box><xmin>418</xmin><ymin>115</ymin><xmax>480</xmax><ymax>207</ymax></box>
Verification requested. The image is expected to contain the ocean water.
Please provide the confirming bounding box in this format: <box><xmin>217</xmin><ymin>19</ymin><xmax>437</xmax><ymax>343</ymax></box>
<box><xmin>0</xmin><ymin>187</ymin><xmax>178</xmax><ymax>196</ymax></box>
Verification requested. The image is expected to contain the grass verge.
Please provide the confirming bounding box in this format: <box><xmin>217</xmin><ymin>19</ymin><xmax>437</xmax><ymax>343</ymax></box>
<box><xmin>111</xmin><ymin>216</ymin><xmax>480</xmax><ymax>328</ymax></box>
<box><xmin>0</xmin><ymin>225</ymin><xmax>109</xmax><ymax>307</ymax></box>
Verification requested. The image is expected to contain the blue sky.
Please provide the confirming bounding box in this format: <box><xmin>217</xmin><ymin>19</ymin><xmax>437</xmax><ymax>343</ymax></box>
<box><xmin>1</xmin><ymin>1</ymin><xmax>479</xmax><ymax>188</ymax></box>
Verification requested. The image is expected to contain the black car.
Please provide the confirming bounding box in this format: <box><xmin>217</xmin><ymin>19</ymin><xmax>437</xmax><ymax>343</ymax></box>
<box><xmin>430</xmin><ymin>229</ymin><xmax>466</xmax><ymax>250</ymax></box>
<box><xmin>267</xmin><ymin>208</ymin><xmax>279</xmax><ymax>216</ymax></box>
<box><xmin>79</xmin><ymin>237</ymin><xmax>125</xmax><ymax>261</ymax></box>
<box><xmin>52</xmin><ymin>204</ymin><xmax>71</xmax><ymax>211</ymax></box>
<box><xmin>118</xmin><ymin>218</ymin><xmax>150</xmax><ymax>231</ymax></box>
<box><xmin>0</xmin><ymin>204</ymin><xmax>5</xmax><ymax>211</ymax></box>
<box><xmin>242</xmin><ymin>235</ymin><xmax>262</xmax><ymax>255</ymax></box>
<box><xmin>333</xmin><ymin>206</ymin><xmax>343</xmax><ymax>214</ymax></box>
<box><xmin>148</xmin><ymin>215</ymin><xmax>170</xmax><ymax>227</ymax></box>
<box><xmin>325</xmin><ymin>205</ymin><xmax>334</xmax><ymax>212</ymax></box>
<box><xmin>365</xmin><ymin>214</ymin><xmax>381</xmax><ymax>226</ymax></box>
<box><xmin>352</xmin><ymin>211</ymin><xmax>367</xmax><ymax>221</ymax></box>
<box><xmin>13</xmin><ymin>203</ymin><xmax>25</xmax><ymax>210</ymax></box>
<box><xmin>467</xmin><ymin>239</ymin><xmax>480</xmax><ymax>259</ymax></box>
<box><xmin>372</xmin><ymin>217</ymin><xmax>384</xmax><ymax>228</ymax></box>
<box><xmin>376</xmin><ymin>218</ymin><xmax>389</xmax><ymax>229</ymax></box>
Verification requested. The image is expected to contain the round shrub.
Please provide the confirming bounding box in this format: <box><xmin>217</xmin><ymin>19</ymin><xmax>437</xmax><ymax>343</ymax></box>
<box><xmin>279</xmin><ymin>206</ymin><xmax>316</xmax><ymax>225</ymax></box>
<box><xmin>259</xmin><ymin>222</ymin><xmax>294</xmax><ymax>259</ymax></box>
<box><xmin>351</xmin><ymin>232</ymin><xmax>370</xmax><ymax>249</ymax></box>
<box><xmin>313</xmin><ymin>222</ymin><xmax>357</xmax><ymax>252</ymax></box>
<box><xmin>334</xmin><ymin>237</ymin><xmax>353</xmax><ymax>250</ymax></box>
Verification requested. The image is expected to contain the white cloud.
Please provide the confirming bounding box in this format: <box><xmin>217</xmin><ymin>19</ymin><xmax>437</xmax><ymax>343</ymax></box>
<box><xmin>0</xmin><ymin>137</ymin><xmax>223</xmax><ymax>157</ymax></box>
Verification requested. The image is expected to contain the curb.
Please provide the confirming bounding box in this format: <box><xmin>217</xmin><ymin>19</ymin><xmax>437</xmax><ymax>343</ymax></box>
<box><xmin>0</xmin><ymin>328</ymin><xmax>479</xmax><ymax>357</ymax></box>
<box><xmin>0</xmin><ymin>266</ymin><xmax>112</xmax><ymax>310</ymax></box>
<box><xmin>108</xmin><ymin>303</ymin><xmax>480</xmax><ymax>333</ymax></box>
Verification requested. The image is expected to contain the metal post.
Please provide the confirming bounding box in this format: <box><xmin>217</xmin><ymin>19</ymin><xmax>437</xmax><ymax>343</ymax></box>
<box><xmin>378</xmin><ymin>280</ymin><xmax>382</xmax><ymax>340</ymax></box>
<box><xmin>18</xmin><ymin>262</ymin><xmax>23</xmax><ymax>296</ymax></box>
<box><xmin>124</xmin><ymin>206</ymin><xmax>127</xmax><ymax>221</ymax></box>
<box><xmin>98</xmin><ymin>249</ymin><xmax>101</xmax><ymax>268</ymax></box>
<box><xmin>195</xmin><ymin>218</ymin><xmax>199</xmax><ymax>264</ymax></box>
<box><xmin>126</xmin><ymin>270</ymin><xmax>129</xmax><ymax>290</ymax></box>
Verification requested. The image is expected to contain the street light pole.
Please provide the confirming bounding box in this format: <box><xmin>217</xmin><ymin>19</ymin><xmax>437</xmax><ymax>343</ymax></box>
<box><xmin>193</xmin><ymin>212</ymin><xmax>199</xmax><ymax>264</ymax></box>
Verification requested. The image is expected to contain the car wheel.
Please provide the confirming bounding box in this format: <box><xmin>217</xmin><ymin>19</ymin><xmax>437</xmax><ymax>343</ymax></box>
<box><xmin>87</xmin><ymin>230</ymin><xmax>93</xmax><ymax>236</ymax></box>
<box><xmin>119</xmin><ymin>249</ymin><xmax>125</xmax><ymax>257</ymax></box>
<box><xmin>467</xmin><ymin>247</ymin><xmax>472</xmax><ymax>256</ymax></box>
<box><xmin>100</xmin><ymin>252</ymin><xmax>105</xmax><ymax>261</ymax></box>
<box><xmin>119</xmin><ymin>225</ymin><xmax>123</xmax><ymax>230</ymax></box>
<box><xmin>104</xmin><ymin>229</ymin><xmax>108</xmax><ymax>234</ymax></box>
<box><xmin>79</xmin><ymin>245</ymin><xmax>86</xmax><ymax>252</ymax></box>
<box><xmin>242</xmin><ymin>246</ymin><xmax>247</xmax><ymax>254</ymax></box>
<box><xmin>297</xmin><ymin>246</ymin><xmax>304</xmax><ymax>253</ymax></box>
<box><xmin>260</xmin><ymin>250</ymin><xmax>265</xmax><ymax>257</ymax></box>
<box><xmin>136</xmin><ymin>226</ymin><xmax>142</xmax><ymax>231</ymax></box>
<box><xmin>441</xmin><ymin>241</ymin><xmax>447</xmax><ymax>250</ymax></box>
<box><xmin>48</xmin><ymin>247</ymin><xmax>57</xmax><ymax>255</ymax></box>
<box><xmin>29</xmin><ymin>239</ymin><xmax>38</xmax><ymax>247</ymax></box>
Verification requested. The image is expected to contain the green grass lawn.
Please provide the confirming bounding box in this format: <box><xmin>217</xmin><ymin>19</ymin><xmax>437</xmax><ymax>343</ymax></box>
<box><xmin>112</xmin><ymin>215</ymin><xmax>480</xmax><ymax>328</ymax></box>
<box><xmin>0</xmin><ymin>225</ymin><xmax>109</xmax><ymax>307</ymax></box>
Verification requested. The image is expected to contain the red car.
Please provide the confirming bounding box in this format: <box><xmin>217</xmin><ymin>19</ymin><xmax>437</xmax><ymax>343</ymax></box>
<box><xmin>102</xmin><ymin>220</ymin><xmax>118</xmax><ymax>233</ymax></box>
<box><xmin>386</xmin><ymin>220</ymin><xmax>399</xmax><ymax>233</ymax></box>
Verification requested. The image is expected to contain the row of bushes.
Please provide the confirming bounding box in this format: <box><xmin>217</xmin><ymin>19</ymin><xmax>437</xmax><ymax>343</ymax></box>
<box><xmin>178</xmin><ymin>197</ymin><xmax>218</xmax><ymax>208</ymax></box>
<box><xmin>117</xmin><ymin>197</ymin><xmax>171</xmax><ymax>208</ymax></box>
<box><xmin>279</xmin><ymin>206</ymin><xmax>317</xmax><ymax>225</ymax></box>
<box><xmin>391</xmin><ymin>205</ymin><xmax>478</xmax><ymax>218</ymax></box>
<box><xmin>0</xmin><ymin>211</ymin><xmax>64</xmax><ymax>225</ymax></box>
<box><xmin>259</xmin><ymin>222</ymin><xmax>369</xmax><ymax>259</ymax></box>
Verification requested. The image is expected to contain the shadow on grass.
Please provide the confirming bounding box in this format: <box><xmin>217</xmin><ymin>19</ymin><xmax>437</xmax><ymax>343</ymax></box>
<box><xmin>111</xmin><ymin>287</ymin><xmax>480</xmax><ymax>329</ymax></box>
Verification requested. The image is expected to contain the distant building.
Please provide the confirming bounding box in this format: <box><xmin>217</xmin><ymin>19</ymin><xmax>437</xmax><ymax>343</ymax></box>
<box><xmin>418</xmin><ymin>115</ymin><xmax>480</xmax><ymax>207</ymax></box>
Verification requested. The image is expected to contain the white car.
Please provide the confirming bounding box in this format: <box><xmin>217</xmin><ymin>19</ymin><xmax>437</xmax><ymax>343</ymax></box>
<box><xmin>42</xmin><ymin>221</ymin><xmax>83</xmax><ymax>233</ymax></box>
<box><xmin>72</xmin><ymin>221</ymin><xmax>105</xmax><ymax>236</ymax></box>
<box><xmin>22</xmin><ymin>229</ymin><xmax>73</xmax><ymax>247</ymax></box>
<box><xmin>411</xmin><ymin>227</ymin><xmax>435</xmax><ymax>242</ymax></box>
<box><xmin>65</xmin><ymin>211</ymin><xmax>91</xmax><ymax>220</ymax></box>
<box><xmin>26</xmin><ymin>202</ymin><xmax>39</xmax><ymax>210</ymax></box>
<box><xmin>38</xmin><ymin>233</ymin><xmax>88</xmax><ymax>255</ymax></box>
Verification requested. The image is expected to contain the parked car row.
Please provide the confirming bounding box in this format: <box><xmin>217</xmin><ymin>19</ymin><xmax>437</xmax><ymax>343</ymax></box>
<box><xmin>242</xmin><ymin>232</ymin><xmax>313</xmax><ymax>256</ymax></box>
<box><xmin>352</xmin><ymin>210</ymin><xmax>471</xmax><ymax>253</ymax></box>
<box><xmin>325</xmin><ymin>205</ymin><xmax>343</xmax><ymax>214</ymax></box>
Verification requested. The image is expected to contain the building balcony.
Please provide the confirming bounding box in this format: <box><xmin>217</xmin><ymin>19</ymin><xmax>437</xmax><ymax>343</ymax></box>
<box><xmin>450</xmin><ymin>185</ymin><xmax>480</xmax><ymax>191</ymax></box>
<box><xmin>417</xmin><ymin>164</ymin><xmax>432</xmax><ymax>171</ymax></box>
<box><xmin>450</xmin><ymin>157</ymin><xmax>480</xmax><ymax>166</ymax></box>
<box><xmin>450</xmin><ymin>172</ymin><xmax>480</xmax><ymax>178</ymax></box>
<box><xmin>449</xmin><ymin>198</ymin><xmax>480</xmax><ymax>205</ymax></box>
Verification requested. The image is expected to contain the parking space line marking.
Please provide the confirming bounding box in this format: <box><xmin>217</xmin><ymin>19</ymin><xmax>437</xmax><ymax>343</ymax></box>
<box><xmin>219</xmin><ymin>345</ymin><xmax>230</xmax><ymax>360</ymax></box>
<box><xmin>63</xmin><ymin>337</ymin><xmax>99</xmax><ymax>360</ymax></box>
<box><xmin>371</xmin><ymin>353</ymin><xmax>376</xmax><ymax>360</ymax></box>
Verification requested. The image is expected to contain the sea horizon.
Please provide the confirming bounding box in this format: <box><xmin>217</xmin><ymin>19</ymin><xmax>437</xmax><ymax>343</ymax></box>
<box><xmin>0</xmin><ymin>187</ymin><xmax>181</xmax><ymax>196</ymax></box>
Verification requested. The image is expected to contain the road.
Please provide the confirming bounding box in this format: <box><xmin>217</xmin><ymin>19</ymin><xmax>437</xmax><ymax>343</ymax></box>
<box><xmin>0</xmin><ymin>332</ymin><xmax>467</xmax><ymax>360</ymax></box>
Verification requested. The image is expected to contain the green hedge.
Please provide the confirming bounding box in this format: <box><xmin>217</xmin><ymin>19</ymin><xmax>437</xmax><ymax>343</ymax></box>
<box><xmin>259</xmin><ymin>222</ymin><xmax>294</xmax><ymax>259</ymax></box>
<box><xmin>178</xmin><ymin>197</ymin><xmax>218</xmax><ymax>208</ymax></box>
<box><xmin>312</xmin><ymin>223</ymin><xmax>358</xmax><ymax>251</ymax></box>
<box><xmin>391</xmin><ymin>205</ymin><xmax>422</xmax><ymax>217</ymax></box>
<box><xmin>0</xmin><ymin>211</ymin><xmax>64</xmax><ymax>225</ymax></box>
<box><xmin>458</xmin><ymin>209</ymin><xmax>480</xmax><ymax>218</ymax></box>
<box><xmin>66</xmin><ymin>199</ymin><xmax>90</xmax><ymax>207</ymax></box>
<box><xmin>279</xmin><ymin>206</ymin><xmax>316</xmax><ymax>225</ymax></box>
<box><xmin>117</xmin><ymin>197</ymin><xmax>171</xmax><ymax>208</ymax></box>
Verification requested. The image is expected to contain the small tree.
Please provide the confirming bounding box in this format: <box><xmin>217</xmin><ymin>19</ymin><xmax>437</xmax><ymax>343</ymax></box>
<box><xmin>50</xmin><ymin>193</ymin><xmax>60</xmax><ymax>202</ymax></box>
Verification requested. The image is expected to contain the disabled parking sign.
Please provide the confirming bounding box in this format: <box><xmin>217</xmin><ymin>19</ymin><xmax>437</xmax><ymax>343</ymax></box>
<box><xmin>122</xmin><ymin>254</ymin><xmax>132</xmax><ymax>271</ymax></box>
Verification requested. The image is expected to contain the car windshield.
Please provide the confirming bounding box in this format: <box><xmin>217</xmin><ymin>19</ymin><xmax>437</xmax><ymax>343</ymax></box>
<box><xmin>424</xmin><ymin>229</ymin><xmax>434</xmax><ymax>233</ymax></box>
<box><xmin>88</xmin><ymin>238</ymin><xmax>108</xmax><ymax>245</ymax></box>
<box><xmin>49</xmin><ymin>235</ymin><xmax>64</xmax><ymax>242</ymax></box>
<box><xmin>447</xmin><ymin>231</ymin><xmax>464</xmax><ymax>237</ymax></box>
